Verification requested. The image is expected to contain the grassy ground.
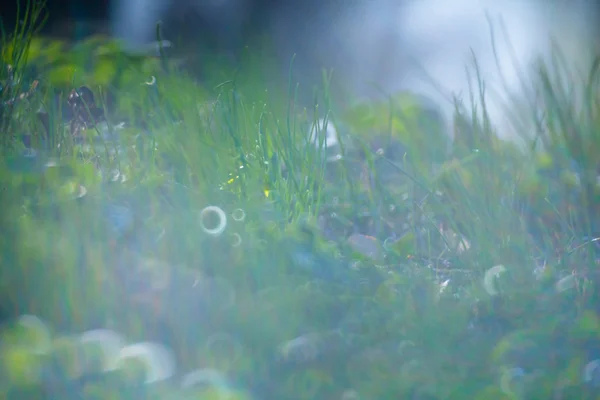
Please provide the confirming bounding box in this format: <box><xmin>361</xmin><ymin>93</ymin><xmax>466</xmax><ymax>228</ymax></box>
<box><xmin>1</xmin><ymin>1</ymin><xmax>600</xmax><ymax>399</ymax></box>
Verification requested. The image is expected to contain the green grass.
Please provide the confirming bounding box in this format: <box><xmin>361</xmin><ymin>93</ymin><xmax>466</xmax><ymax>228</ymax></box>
<box><xmin>1</xmin><ymin>1</ymin><xmax>600</xmax><ymax>399</ymax></box>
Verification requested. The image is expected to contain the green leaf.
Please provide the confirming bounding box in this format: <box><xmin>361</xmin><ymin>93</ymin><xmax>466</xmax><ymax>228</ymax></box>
<box><xmin>47</xmin><ymin>64</ymin><xmax>77</xmax><ymax>87</ymax></box>
<box><xmin>93</xmin><ymin>59</ymin><xmax>117</xmax><ymax>86</ymax></box>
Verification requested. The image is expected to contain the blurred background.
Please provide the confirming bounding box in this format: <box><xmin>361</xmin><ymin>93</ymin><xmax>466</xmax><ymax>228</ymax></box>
<box><xmin>2</xmin><ymin>0</ymin><xmax>599</xmax><ymax>135</ymax></box>
<box><xmin>1</xmin><ymin>2</ymin><xmax>600</xmax><ymax>397</ymax></box>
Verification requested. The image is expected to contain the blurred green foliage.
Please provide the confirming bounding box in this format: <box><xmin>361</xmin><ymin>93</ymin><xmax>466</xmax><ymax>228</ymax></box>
<box><xmin>1</xmin><ymin>1</ymin><xmax>600</xmax><ymax>399</ymax></box>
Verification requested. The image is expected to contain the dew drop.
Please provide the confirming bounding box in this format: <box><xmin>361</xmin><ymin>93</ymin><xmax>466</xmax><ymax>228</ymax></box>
<box><xmin>181</xmin><ymin>368</ymin><xmax>231</xmax><ymax>391</ymax></box>
<box><xmin>199</xmin><ymin>206</ymin><xmax>228</xmax><ymax>236</ymax></box>
<box><xmin>115</xmin><ymin>342</ymin><xmax>176</xmax><ymax>384</ymax></box>
<box><xmin>439</xmin><ymin>279</ymin><xmax>450</xmax><ymax>294</ymax></box>
<box><xmin>383</xmin><ymin>237</ymin><xmax>396</xmax><ymax>251</ymax></box>
<box><xmin>17</xmin><ymin>315</ymin><xmax>52</xmax><ymax>355</ymax></box>
<box><xmin>44</xmin><ymin>159</ymin><xmax>59</xmax><ymax>168</ymax></box>
<box><xmin>231</xmin><ymin>208</ymin><xmax>246</xmax><ymax>222</ymax></box>
<box><xmin>79</xmin><ymin>329</ymin><xmax>126</xmax><ymax>372</ymax></box>
<box><xmin>278</xmin><ymin>334</ymin><xmax>320</xmax><ymax>363</ymax></box>
<box><xmin>75</xmin><ymin>184</ymin><xmax>87</xmax><ymax>199</ymax></box>
<box><xmin>556</xmin><ymin>274</ymin><xmax>576</xmax><ymax>293</ymax></box>
<box><xmin>483</xmin><ymin>265</ymin><xmax>507</xmax><ymax>296</ymax></box>
<box><xmin>231</xmin><ymin>233</ymin><xmax>242</xmax><ymax>247</ymax></box>
<box><xmin>109</xmin><ymin>169</ymin><xmax>121</xmax><ymax>182</ymax></box>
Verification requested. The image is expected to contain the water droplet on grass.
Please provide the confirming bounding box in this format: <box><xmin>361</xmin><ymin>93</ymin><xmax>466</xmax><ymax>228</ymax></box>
<box><xmin>232</xmin><ymin>208</ymin><xmax>246</xmax><ymax>222</ymax></box>
<box><xmin>556</xmin><ymin>274</ymin><xmax>576</xmax><ymax>292</ymax></box>
<box><xmin>107</xmin><ymin>169</ymin><xmax>127</xmax><ymax>183</ymax></box>
<box><xmin>383</xmin><ymin>237</ymin><xmax>396</xmax><ymax>251</ymax></box>
<box><xmin>109</xmin><ymin>169</ymin><xmax>121</xmax><ymax>181</ymax></box>
<box><xmin>199</xmin><ymin>206</ymin><xmax>228</xmax><ymax>236</ymax></box>
<box><xmin>181</xmin><ymin>368</ymin><xmax>231</xmax><ymax>392</ymax></box>
<box><xmin>75</xmin><ymin>184</ymin><xmax>87</xmax><ymax>198</ymax></box>
<box><xmin>115</xmin><ymin>342</ymin><xmax>175</xmax><ymax>384</ymax></box>
<box><xmin>80</xmin><ymin>329</ymin><xmax>126</xmax><ymax>372</ymax></box>
<box><xmin>59</xmin><ymin>181</ymin><xmax>87</xmax><ymax>200</ymax></box>
<box><xmin>439</xmin><ymin>279</ymin><xmax>450</xmax><ymax>294</ymax></box>
<box><xmin>278</xmin><ymin>334</ymin><xmax>320</xmax><ymax>363</ymax></box>
<box><xmin>483</xmin><ymin>265</ymin><xmax>507</xmax><ymax>296</ymax></box>
<box><xmin>231</xmin><ymin>233</ymin><xmax>242</xmax><ymax>247</ymax></box>
<box><xmin>44</xmin><ymin>159</ymin><xmax>59</xmax><ymax>168</ymax></box>
<box><xmin>16</xmin><ymin>315</ymin><xmax>52</xmax><ymax>355</ymax></box>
